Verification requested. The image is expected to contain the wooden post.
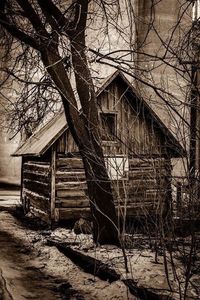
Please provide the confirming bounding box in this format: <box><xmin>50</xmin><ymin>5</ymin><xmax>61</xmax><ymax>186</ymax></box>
<box><xmin>20</xmin><ymin>156</ymin><xmax>30</xmax><ymax>214</ymax></box>
<box><xmin>20</xmin><ymin>156</ymin><xmax>25</xmax><ymax>209</ymax></box>
<box><xmin>51</xmin><ymin>145</ymin><xmax>57</xmax><ymax>224</ymax></box>
<box><xmin>176</xmin><ymin>181</ymin><xmax>182</xmax><ymax>217</ymax></box>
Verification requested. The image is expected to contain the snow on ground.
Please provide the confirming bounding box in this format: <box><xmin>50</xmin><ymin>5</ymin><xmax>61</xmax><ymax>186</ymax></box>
<box><xmin>0</xmin><ymin>211</ymin><xmax>136</xmax><ymax>300</ymax></box>
<box><xmin>0</xmin><ymin>189</ymin><xmax>20</xmax><ymax>207</ymax></box>
<box><xmin>0</xmin><ymin>191</ymin><xmax>199</xmax><ymax>299</ymax></box>
<box><xmin>50</xmin><ymin>228</ymin><xmax>200</xmax><ymax>299</ymax></box>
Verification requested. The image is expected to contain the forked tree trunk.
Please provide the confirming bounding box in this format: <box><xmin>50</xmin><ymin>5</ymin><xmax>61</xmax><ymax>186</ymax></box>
<box><xmin>0</xmin><ymin>0</ymin><xmax>120</xmax><ymax>246</ymax></box>
<box><xmin>41</xmin><ymin>48</ymin><xmax>119</xmax><ymax>245</ymax></box>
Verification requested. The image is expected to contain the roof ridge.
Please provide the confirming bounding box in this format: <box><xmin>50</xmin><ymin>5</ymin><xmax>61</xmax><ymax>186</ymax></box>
<box><xmin>12</xmin><ymin>70</ymin><xmax>185</xmax><ymax>158</ymax></box>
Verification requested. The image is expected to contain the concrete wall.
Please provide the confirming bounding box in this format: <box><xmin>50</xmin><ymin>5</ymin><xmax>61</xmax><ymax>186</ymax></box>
<box><xmin>136</xmin><ymin>0</ymin><xmax>191</xmax><ymax>138</ymax></box>
<box><xmin>135</xmin><ymin>0</ymin><xmax>192</xmax><ymax>179</ymax></box>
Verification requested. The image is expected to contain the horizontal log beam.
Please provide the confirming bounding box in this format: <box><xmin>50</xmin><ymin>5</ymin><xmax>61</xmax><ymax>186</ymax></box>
<box><xmin>59</xmin><ymin>207</ymin><xmax>90</xmax><ymax>220</ymax></box>
<box><xmin>56</xmin><ymin>182</ymin><xmax>87</xmax><ymax>190</ymax></box>
<box><xmin>58</xmin><ymin>204</ymin><xmax>159</xmax><ymax>220</ymax></box>
<box><xmin>46</xmin><ymin>239</ymin><xmax>173</xmax><ymax>299</ymax></box>
<box><xmin>24</xmin><ymin>189</ymin><xmax>50</xmax><ymax>213</ymax></box>
<box><xmin>56</xmin><ymin>189</ymin><xmax>87</xmax><ymax>198</ymax></box>
<box><xmin>24</xmin><ymin>162</ymin><xmax>50</xmax><ymax>174</ymax></box>
<box><xmin>56</xmin><ymin>198</ymin><xmax>90</xmax><ymax>208</ymax></box>
<box><xmin>23</xmin><ymin>171</ymin><xmax>50</xmax><ymax>183</ymax></box>
<box><xmin>24</xmin><ymin>179</ymin><xmax>50</xmax><ymax>197</ymax></box>
<box><xmin>57</xmin><ymin>158</ymin><xmax>84</xmax><ymax>169</ymax></box>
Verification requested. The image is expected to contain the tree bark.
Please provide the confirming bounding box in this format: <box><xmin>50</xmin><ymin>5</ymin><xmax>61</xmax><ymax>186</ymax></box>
<box><xmin>41</xmin><ymin>47</ymin><xmax>119</xmax><ymax>245</ymax></box>
<box><xmin>81</xmin><ymin>151</ymin><xmax>119</xmax><ymax>245</ymax></box>
<box><xmin>0</xmin><ymin>0</ymin><xmax>119</xmax><ymax>245</ymax></box>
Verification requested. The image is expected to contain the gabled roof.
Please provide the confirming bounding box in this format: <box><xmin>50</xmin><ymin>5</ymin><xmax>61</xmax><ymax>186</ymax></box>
<box><xmin>13</xmin><ymin>71</ymin><xmax>186</xmax><ymax>158</ymax></box>
<box><xmin>13</xmin><ymin>112</ymin><xmax>67</xmax><ymax>157</ymax></box>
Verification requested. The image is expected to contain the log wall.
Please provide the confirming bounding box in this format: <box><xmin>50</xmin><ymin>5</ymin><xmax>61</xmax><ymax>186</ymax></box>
<box><xmin>22</xmin><ymin>160</ymin><xmax>51</xmax><ymax>220</ymax></box>
<box><xmin>54</xmin><ymin>156</ymin><xmax>171</xmax><ymax>221</ymax></box>
<box><xmin>55</xmin><ymin>157</ymin><xmax>89</xmax><ymax>220</ymax></box>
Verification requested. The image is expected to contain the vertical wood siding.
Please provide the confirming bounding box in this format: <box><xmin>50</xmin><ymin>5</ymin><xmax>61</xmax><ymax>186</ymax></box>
<box><xmin>56</xmin><ymin>79</ymin><xmax>168</xmax><ymax>158</ymax></box>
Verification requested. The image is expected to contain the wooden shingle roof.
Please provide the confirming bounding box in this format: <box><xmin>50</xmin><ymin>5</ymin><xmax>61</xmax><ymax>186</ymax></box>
<box><xmin>13</xmin><ymin>71</ymin><xmax>186</xmax><ymax>158</ymax></box>
<box><xmin>13</xmin><ymin>112</ymin><xmax>67</xmax><ymax>157</ymax></box>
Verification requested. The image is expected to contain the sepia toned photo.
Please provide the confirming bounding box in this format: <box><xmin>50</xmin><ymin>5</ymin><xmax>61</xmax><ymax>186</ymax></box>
<box><xmin>0</xmin><ymin>1</ymin><xmax>200</xmax><ymax>299</ymax></box>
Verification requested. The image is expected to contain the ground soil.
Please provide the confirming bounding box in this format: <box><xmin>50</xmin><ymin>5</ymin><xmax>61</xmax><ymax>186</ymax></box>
<box><xmin>0</xmin><ymin>204</ymin><xmax>135</xmax><ymax>299</ymax></box>
<box><xmin>0</xmin><ymin>188</ymin><xmax>200</xmax><ymax>300</ymax></box>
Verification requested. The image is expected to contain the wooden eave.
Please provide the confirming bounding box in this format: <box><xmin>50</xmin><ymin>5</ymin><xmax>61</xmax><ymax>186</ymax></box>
<box><xmin>12</xmin><ymin>112</ymin><xmax>67</xmax><ymax>157</ymax></box>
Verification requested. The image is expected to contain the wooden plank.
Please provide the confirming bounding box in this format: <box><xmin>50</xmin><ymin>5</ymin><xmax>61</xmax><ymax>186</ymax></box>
<box><xmin>56</xmin><ymin>171</ymin><xmax>86</xmax><ymax>182</ymax></box>
<box><xmin>56</xmin><ymin>198</ymin><xmax>90</xmax><ymax>208</ymax></box>
<box><xmin>58</xmin><ymin>204</ymin><xmax>159</xmax><ymax>220</ymax></box>
<box><xmin>21</xmin><ymin>156</ymin><xmax>25</xmax><ymax>209</ymax></box>
<box><xmin>56</xmin><ymin>189</ymin><xmax>87</xmax><ymax>198</ymax></box>
<box><xmin>57</xmin><ymin>168</ymin><xmax>85</xmax><ymax>173</ymax></box>
<box><xmin>25</xmin><ymin>160</ymin><xmax>50</xmax><ymax>165</ymax></box>
<box><xmin>46</xmin><ymin>239</ymin><xmax>121</xmax><ymax>283</ymax></box>
<box><xmin>51</xmin><ymin>145</ymin><xmax>56</xmax><ymax>222</ymax></box>
<box><xmin>128</xmin><ymin>179</ymin><xmax>157</xmax><ymax>186</ymax></box>
<box><xmin>24</xmin><ymin>162</ymin><xmax>50</xmax><ymax>174</ymax></box>
<box><xmin>56</xmin><ymin>171</ymin><xmax>85</xmax><ymax>176</ymax></box>
<box><xmin>127</xmin><ymin>198</ymin><xmax>159</xmax><ymax>205</ymax></box>
<box><xmin>129</xmin><ymin>166</ymin><xmax>164</xmax><ymax>172</ymax></box>
<box><xmin>56</xmin><ymin>189</ymin><xmax>86</xmax><ymax>199</ymax></box>
<box><xmin>129</xmin><ymin>171</ymin><xmax>156</xmax><ymax>180</ymax></box>
<box><xmin>23</xmin><ymin>179</ymin><xmax>50</xmax><ymax>197</ymax></box>
<box><xmin>56</xmin><ymin>132</ymin><xmax>66</xmax><ymax>153</ymax></box>
<box><xmin>59</xmin><ymin>208</ymin><xmax>91</xmax><ymax>220</ymax></box>
<box><xmin>56</xmin><ymin>182</ymin><xmax>87</xmax><ymax>190</ymax></box>
<box><xmin>66</xmin><ymin>132</ymin><xmax>79</xmax><ymax>153</ymax></box>
<box><xmin>24</xmin><ymin>161</ymin><xmax>50</xmax><ymax>167</ymax></box>
<box><xmin>23</xmin><ymin>171</ymin><xmax>50</xmax><ymax>183</ymax></box>
<box><xmin>57</xmin><ymin>158</ymin><xmax>83</xmax><ymax>169</ymax></box>
<box><xmin>129</xmin><ymin>158</ymin><xmax>165</xmax><ymax>165</ymax></box>
<box><xmin>117</xmin><ymin>204</ymin><xmax>157</xmax><ymax>210</ymax></box>
<box><xmin>24</xmin><ymin>189</ymin><xmax>50</xmax><ymax>213</ymax></box>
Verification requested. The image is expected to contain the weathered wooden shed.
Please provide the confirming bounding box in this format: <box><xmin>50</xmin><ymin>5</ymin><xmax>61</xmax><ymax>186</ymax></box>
<box><xmin>13</xmin><ymin>71</ymin><xmax>185</xmax><ymax>224</ymax></box>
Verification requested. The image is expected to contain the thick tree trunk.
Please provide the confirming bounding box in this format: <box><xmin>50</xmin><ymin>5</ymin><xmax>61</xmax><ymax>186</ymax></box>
<box><xmin>41</xmin><ymin>48</ymin><xmax>119</xmax><ymax>245</ymax></box>
<box><xmin>35</xmin><ymin>0</ymin><xmax>119</xmax><ymax>245</ymax></box>
<box><xmin>1</xmin><ymin>0</ymin><xmax>119</xmax><ymax>245</ymax></box>
<box><xmin>81</xmin><ymin>151</ymin><xmax>119</xmax><ymax>245</ymax></box>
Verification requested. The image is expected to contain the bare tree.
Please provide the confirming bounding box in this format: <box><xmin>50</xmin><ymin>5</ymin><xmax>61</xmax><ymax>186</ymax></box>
<box><xmin>0</xmin><ymin>0</ymin><xmax>120</xmax><ymax>245</ymax></box>
<box><xmin>2</xmin><ymin>1</ymin><xmax>200</xmax><ymax>297</ymax></box>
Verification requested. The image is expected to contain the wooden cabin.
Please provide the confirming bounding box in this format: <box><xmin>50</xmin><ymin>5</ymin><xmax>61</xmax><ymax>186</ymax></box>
<box><xmin>12</xmin><ymin>71</ymin><xmax>185</xmax><ymax>224</ymax></box>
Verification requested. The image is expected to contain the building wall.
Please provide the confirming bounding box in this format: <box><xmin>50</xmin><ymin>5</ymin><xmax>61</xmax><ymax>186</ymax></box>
<box><xmin>53</xmin><ymin>156</ymin><xmax>171</xmax><ymax>221</ymax></box>
<box><xmin>136</xmin><ymin>0</ymin><xmax>192</xmax><ymax>183</ymax></box>
<box><xmin>22</xmin><ymin>157</ymin><xmax>51</xmax><ymax>221</ymax></box>
<box><xmin>136</xmin><ymin>0</ymin><xmax>191</xmax><ymax>140</ymax></box>
<box><xmin>56</xmin><ymin>77</ymin><xmax>172</xmax><ymax>158</ymax></box>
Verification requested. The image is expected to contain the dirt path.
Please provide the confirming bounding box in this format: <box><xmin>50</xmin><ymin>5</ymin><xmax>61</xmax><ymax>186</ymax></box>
<box><xmin>0</xmin><ymin>210</ymin><xmax>135</xmax><ymax>300</ymax></box>
<box><xmin>0</xmin><ymin>211</ymin><xmax>82</xmax><ymax>300</ymax></box>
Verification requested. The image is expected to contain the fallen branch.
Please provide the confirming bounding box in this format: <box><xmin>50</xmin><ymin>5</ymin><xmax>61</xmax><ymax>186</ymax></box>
<box><xmin>123</xmin><ymin>279</ymin><xmax>173</xmax><ymax>300</ymax></box>
<box><xmin>47</xmin><ymin>238</ymin><xmax>174</xmax><ymax>300</ymax></box>
<box><xmin>46</xmin><ymin>238</ymin><xmax>120</xmax><ymax>283</ymax></box>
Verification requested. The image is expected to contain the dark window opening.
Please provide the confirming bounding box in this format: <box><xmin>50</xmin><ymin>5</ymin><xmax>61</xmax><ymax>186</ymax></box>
<box><xmin>100</xmin><ymin>113</ymin><xmax>116</xmax><ymax>141</ymax></box>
